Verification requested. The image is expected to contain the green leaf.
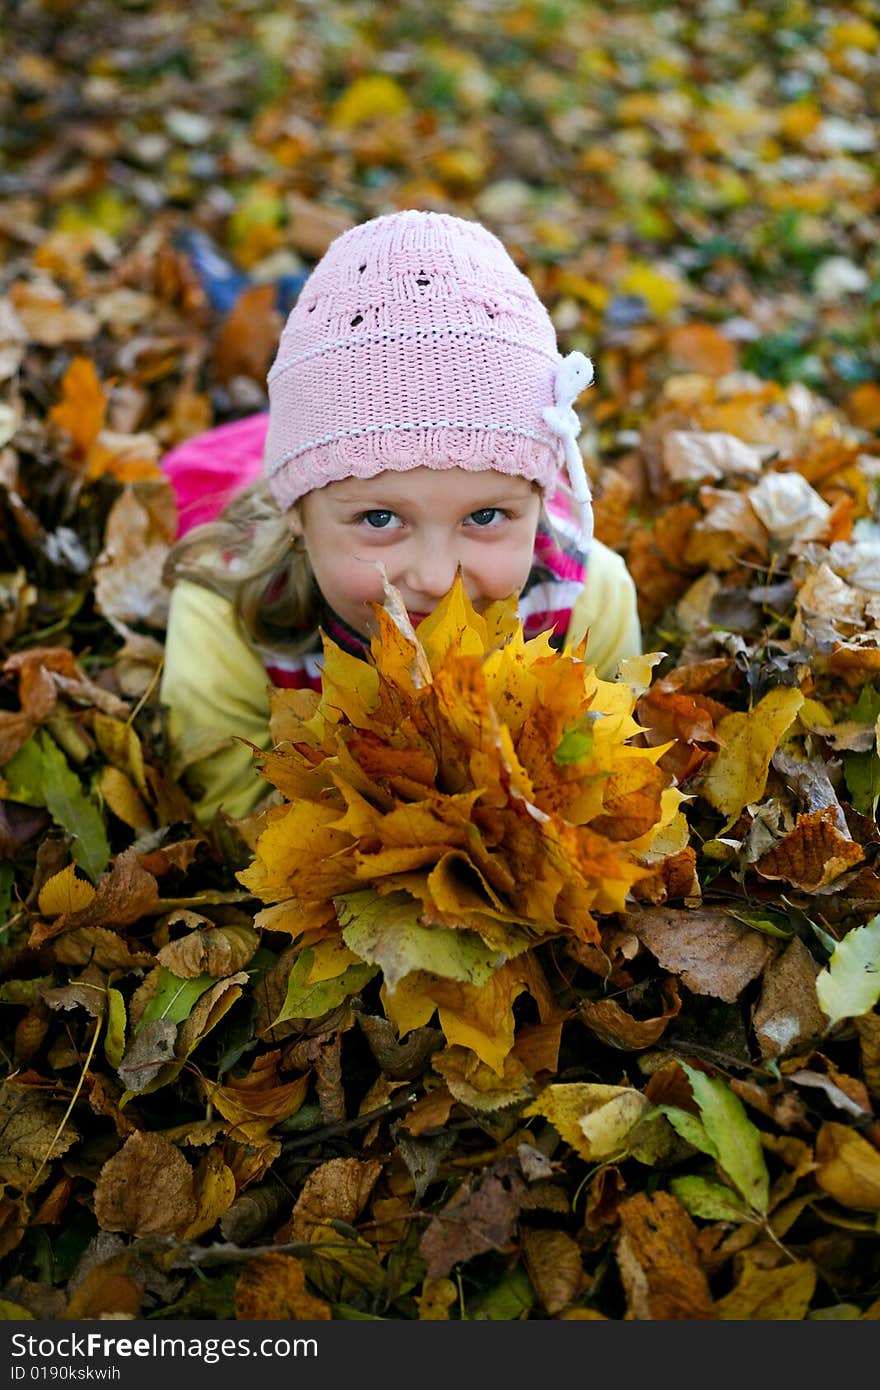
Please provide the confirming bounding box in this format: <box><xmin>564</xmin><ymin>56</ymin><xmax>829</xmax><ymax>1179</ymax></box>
<box><xmin>138</xmin><ymin>968</ymin><xmax>217</xmax><ymax>1030</ymax></box>
<box><xmin>2</xmin><ymin>736</ymin><xmax>45</xmax><ymax>804</ymax></box>
<box><xmin>729</xmin><ymin>908</ymin><xmax>795</xmax><ymax>940</ymax></box>
<box><xmin>816</xmin><ymin>914</ymin><xmax>880</xmax><ymax>1025</ymax></box>
<box><xmin>104</xmin><ymin>988</ymin><xmax>127</xmax><ymax>1070</ymax></box>
<box><xmin>844</xmin><ymin>748</ymin><xmax>880</xmax><ymax>817</ymax></box>
<box><xmin>0</xmin><ymin>976</ymin><xmax>53</xmax><ymax>1006</ymax></box>
<box><xmin>681</xmin><ymin>1063</ymin><xmax>770</xmax><ymax>1214</ymax></box>
<box><xmin>470</xmin><ymin>1266</ymin><xmax>534</xmax><ymax>1320</ymax></box>
<box><xmin>274</xmin><ymin>948</ymin><xmax>376</xmax><ymax>1024</ymax></box>
<box><xmin>337</xmin><ymin>888</ymin><xmax>501</xmax><ymax>992</ymax></box>
<box><xmin>658</xmin><ymin>1104</ymin><xmax>714</xmax><ymax>1157</ymax></box>
<box><xmin>669</xmin><ymin>1175</ymin><xmax>756</xmax><ymax>1224</ymax></box>
<box><xmin>0</xmin><ymin>862</ymin><xmax>14</xmax><ymax>931</ymax></box>
<box><xmin>852</xmin><ymin>684</ymin><xmax>880</xmax><ymax>723</ymax></box>
<box><xmin>553</xmin><ymin>718</ymin><xmax>595</xmax><ymax>766</ymax></box>
<box><xmin>3</xmin><ymin>731</ymin><xmax>110</xmax><ymax>882</ymax></box>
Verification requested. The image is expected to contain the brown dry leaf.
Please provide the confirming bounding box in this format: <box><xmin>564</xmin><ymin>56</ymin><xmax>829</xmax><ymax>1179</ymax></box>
<box><xmin>284</xmin><ymin>194</ymin><xmax>355</xmax><ymax>258</ymax></box>
<box><xmin>636</xmin><ymin>684</ymin><xmax>722</xmax><ymax>784</ymax></box>
<box><xmin>42</xmin><ymin>963</ymin><xmax>107</xmax><ymax>1019</ymax></box>
<box><xmin>665</xmin><ymin>323</ymin><xmax>738</xmax><ymax>378</ymax></box>
<box><xmin>64</xmin><ymin>1254</ymin><xmax>143</xmax><ymax>1320</ymax></box>
<box><xmin>137</xmin><ymin>839</ymin><xmax>207</xmax><ymax>878</ymax></box>
<box><xmin>510</xmin><ymin>1017</ymin><xmax>564</xmax><ymax>1077</ymax></box>
<box><xmin>0</xmin><ymin>1190</ymin><xmax>29</xmax><ymax>1259</ymax></box>
<box><xmin>855</xmin><ymin>1016</ymin><xmax>880</xmax><ymax>1099</ymax></box>
<box><xmin>31</xmin><ymin>1174</ymin><xmax>74</xmax><ymax>1226</ymax></box>
<box><xmin>0</xmin><ymin>1085</ymin><xmax>79</xmax><ymax>1190</ymax></box>
<box><xmin>205</xmin><ymin>1049</ymin><xmax>310</xmax><ymax>1144</ymax></box>
<box><xmin>714</xmin><ymin>1251</ymin><xmax>816</xmax><ymax>1320</ymax></box>
<box><xmin>279</xmin><ymin>1157</ymin><xmax>384</xmax><ymax>1244</ymax></box>
<box><xmin>753</xmin><ymin>937</ymin><xmax>827</xmax><ymax>1059</ymax></box>
<box><xmin>82</xmin><ymin>428</ymin><xmax>161</xmax><ymax>485</ymax></box>
<box><xmin>157</xmin><ymin>922</ymin><xmax>259</xmax><ymax>979</ymax></box>
<box><xmin>175</xmin><ymin>972</ymin><xmax>249</xmax><ymax>1057</ymax></box>
<box><xmin>591</xmin><ymin>468</ymin><xmax>634</xmax><ymax>551</ymax></box>
<box><xmin>754</xmin><ymin>805</ymin><xmax>864</xmax><ymax>891</ymax></box>
<box><xmin>521</xmin><ymin>1227</ymin><xmax>585</xmax><ymax>1315</ymax></box>
<box><xmin>13</xmin><ymin>1007</ymin><xmax>50</xmax><ymax>1067</ymax></box>
<box><xmin>400</xmin><ymin>1086</ymin><xmax>455</xmax><ymax>1137</ymax></box>
<box><xmin>583</xmin><ymin>1166</ymin><xmax>627</xmax><ymax>1233</ymax></box>
<box><xmin>354</xmin><ymin>1010</ymin><xmax>442</xmax><ymax>1083</ymax></box>
<box><xmin>630</xmin><ymin>846</ymin><xmax>700</xmax><ymax>906</ymax></box>
<box><xmin>813</xmin><ymin>1122</ymin><xmax>880</xmax><ymax>1211</ymax></box>
<box><xmin>9</xmin><ymin>278</ymin><xmax>97</xmax><ymax>345</ymax></box>
<box><xmin>283</xmin><ymin>1031</ymin><xmax>346</xmax><ymax>1122</ymax></box>
<box><xmin>225</xmin><ymin>1139</ymin><xmax>282</xmax><ymax>1196</ymax></box>
<box><xmin>214</xmin><ymin>283</ymin><xmax>282</xmax><ymax>386</ymax></box>
<box><xmin>234</xmin><ymin>1253</ymin><xmax>331</xmax><ymax>1321</ymax></box>
<box><xmin>629</xmin><ymin>907</ymin><xmax>774</xmax><ymax>1001</ymax></box>
<box><xmin>616</xmin><ymin>1190</ymin><xmax>714</xmax><ymax>1320</ymax></box>
<box><xmin>219</xmin><ymin>1181</ymin><xmax>287</xmax><ymax>1245</ymax></box>
<box><xmin>418</xmin><ymin>1171</ymin><xmax>520</xmax><ymax>1281</ymax></box>
<box><xmin>0</xmin><ymin>647</ymin><xmax>77</xmax><ymax>763</ymax></box>
<box><xmin>52</xmin><ymin>927</ymin><xmax>155</xmax><ymax>972</ymax></box>
<box><xmin>107</xmin><ymin>620</ymin><xmax>167</xmax><ymax>700</ymax></box>
<box><xmin>579</xmin><ymin>977</ymin><xmax>681</xmax><ymax>1050</ymax></box>
<box><xmin>93</xmin><ymin>481</ymin><xmax>177</xmax><ymax>630</ymax></box>
<box><xmin>32</xmin><ymin>847</ymin><xmax>158</xmax><ymax>948</ymax></box>
<box><xmin>627</xmin><ymin>521</ymin><xmax>699</xmax><ymax>628</ymax></box>
<box><xmin>92</xmin><ymin>1130</ymin><xmax>196</xmax><ymax>1236</ymax></box>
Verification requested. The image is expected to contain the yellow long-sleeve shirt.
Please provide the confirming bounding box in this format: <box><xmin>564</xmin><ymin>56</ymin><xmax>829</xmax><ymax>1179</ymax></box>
<box><xmin>159</xmin><ymin>538</ymin><xmax>642</xmax><ymax>823</ymax></box>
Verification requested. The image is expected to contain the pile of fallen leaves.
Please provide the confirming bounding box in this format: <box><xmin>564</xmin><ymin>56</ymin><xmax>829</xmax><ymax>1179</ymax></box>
<box><xmin>2</xmin><ymin>0</ymin><xmax>880</xmax><ymax>1322</ymax></box>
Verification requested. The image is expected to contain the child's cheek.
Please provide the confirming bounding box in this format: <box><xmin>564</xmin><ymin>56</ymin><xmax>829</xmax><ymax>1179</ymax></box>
<box><xmin>330</xmin><ymin>556</ymin><xmax>386</xmax><ymax>607</ymax></box>
<box><xmin>477</xmin><ymin>548</ymin><xmax>535</xmax><ymax>601</ymax></box>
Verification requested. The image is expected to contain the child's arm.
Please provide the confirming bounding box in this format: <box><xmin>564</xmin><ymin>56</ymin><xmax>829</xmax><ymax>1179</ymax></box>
<box><xmin>159</xmin><ymin>580</ymin><xmax>274</xmax><ymax>823</ymax></box>
<box><xmin>567</xmin><ymin>538</ymin><xmax>642</xmax><ymax>677</ymax></box>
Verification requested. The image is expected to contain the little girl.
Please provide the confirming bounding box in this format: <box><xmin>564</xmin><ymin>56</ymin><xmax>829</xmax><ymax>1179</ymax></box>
<box><xmin>159</xmin><ymin>209</ymin><xmax>642</xmax><ymax>823</ymax></box>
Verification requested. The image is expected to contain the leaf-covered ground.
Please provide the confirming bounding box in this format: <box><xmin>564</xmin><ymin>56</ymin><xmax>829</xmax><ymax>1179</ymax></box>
<box><xmin>2</xmin><ymin>0</ymin><xmax>880</xmax><ymax>1321</ymax></box>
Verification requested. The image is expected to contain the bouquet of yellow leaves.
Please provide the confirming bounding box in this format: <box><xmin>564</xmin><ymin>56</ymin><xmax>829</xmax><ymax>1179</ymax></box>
<box><xmin>239</xmin><ymin>578</ymin><xmax>679</xmax><ymax>1098</ymax></box>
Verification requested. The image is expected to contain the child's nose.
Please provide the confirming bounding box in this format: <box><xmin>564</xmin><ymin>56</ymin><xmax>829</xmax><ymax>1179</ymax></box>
<box><xmin>402</xmin><ymin>545</ymin><xmax>461</xmax><ymax>599</ymax></box>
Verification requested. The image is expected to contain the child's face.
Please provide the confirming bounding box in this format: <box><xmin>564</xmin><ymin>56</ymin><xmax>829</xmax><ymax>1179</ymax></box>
<box><xmin>289</xmin><ymin>466</ymin><xmax>542</xmax><ymax>637</ymax></box>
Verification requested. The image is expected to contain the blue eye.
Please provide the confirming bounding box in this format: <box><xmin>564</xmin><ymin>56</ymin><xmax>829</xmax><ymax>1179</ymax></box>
<box><xmin>362</xmin><ymin>510</ymin><xmax>396</xmax><ymax>528</ymax></box>
<box><xmin>469</xmin><ymin>508</ymin><xmax>501</xmax><ymax>526</ymax></box>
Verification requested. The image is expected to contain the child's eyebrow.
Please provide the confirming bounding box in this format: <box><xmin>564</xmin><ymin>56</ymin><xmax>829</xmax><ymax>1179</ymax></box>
<box><xmin>332</xmin><ymin>487</ymin><xmax>533</xmax><ymax>509</ymax></box>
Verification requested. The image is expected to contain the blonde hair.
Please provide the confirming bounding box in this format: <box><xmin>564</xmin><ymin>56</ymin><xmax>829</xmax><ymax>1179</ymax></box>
<box><xmin>162</xmin><ymin>477</ymin><xmax>321</xmax><ymax>654</ymax></box>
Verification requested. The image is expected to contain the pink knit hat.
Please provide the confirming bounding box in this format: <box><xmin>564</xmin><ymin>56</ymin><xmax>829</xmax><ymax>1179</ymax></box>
<box><xmin>264</xmin><ymin>209</ymin><xmax>594</xmax><ymax>540</ymax></box>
